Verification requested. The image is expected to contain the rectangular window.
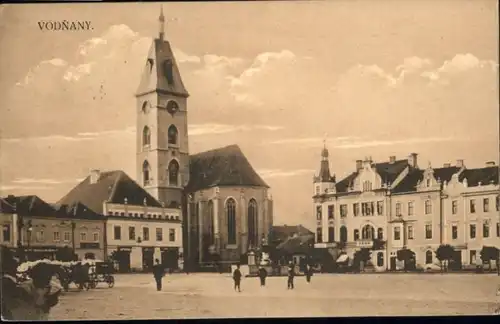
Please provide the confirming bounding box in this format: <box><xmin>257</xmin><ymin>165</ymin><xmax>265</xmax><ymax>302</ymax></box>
<box><xmin>316</xmin><ymin>227</ymin><xmax>323</xmax><ymax>243</ymax></box>
<box><xmin>496</xmin><ymin>196</ymin><xmax>500</xmax><ymax>211</ymax></box>
<box><xmin>316</xmin><ymin>206</ymin><xmax>322</xmax><ymax>220</ymax></box>
<box><xmin>63</xmin><ymin>231</ymin><xmax>71</xmax><ymax>242</ymax></box>
<box><xmin>361</xmin><ymin>203</ymin><xmax>373</xmax><ymax>216</ymax></box>
<box><xmin>370</xmin><ymin>202</ymin><xmax>375</xmax><ymax>216</ymax></box>
<box><xmin>128</xmin><ymin>226</ymin><xmax>136</xmax><ymax>240</ymax></box>
<box><xmin>377</xmin><ymin>201</ymin><xmax>384</xmax><ymax>216</ymax></box>
<box><xmin>2</xmin><ymin>224</ymin><xmax>11</xmax><ymax>243</ymax></box>
<box><xmin>452</xmin><ymin>225</ymin><xmax>458</xmax><ymax>240</ymax></box>
<box><xmin>483</xmin><ymin>222</ymin><xmax>489</xmax><ymax>238</ymax></box>
<box><xmin>408</xmin><ymin>202</ymin><xmax>414</xmax><ymax>216</ymax></box>
<box><xmin>425</xmin><ymin>224</ymin><xmax>432</xmax><ymax>239</ymax></box>
<box><xmin>169</xmin><ymin>229</ymin><xmax>175</xmax><ymax>242</ymax></box>
<box><xmin>394</xmin><ymin>227</ymin><xmax>401</xmax><ymax>240</ymax></box>
<box><xmin>497</xmin><ymin>223</ymin><xmax>500</xmax><ymax>237</ymax></box>
<box><xmin>328</xmin><ymin>205</ymin><xmax>334</xmax><ymax>219</ymax></box>
<box><xmin>114</xmin><ymin>226</ymin><xmax>121</xmax><ymax>240</ymax></box>
<box><xmin>396</xmin><ymin>203</ymin><xmax>402</xmax><ymax>216</ymax></box>
<box><xmin>143</xmin><ymin>227</ymin><xmax>150</xmax><ymax>241</ymax></box>
<box><xmin>340</xmin><ymin>204</ymin><xmax>348</xmax><ymax>218</ymax></box>
<box><xmin>80</xmin><ymin>232</ymin><xmax>87</xmax><ymax>242</ymax></box>
<box><xmin>93</xmin><ymin>232</ymin><xmax>99</xmax><ymax>242</ymax></box>
<box><xmin>452</xmin><ymin>200</ymin><xmax>458</xmax><ymax>215</ymax></box>
<box><xmin>328</xmin><ymin>226</ymin><xmax>335</xmax><ymax>243</ymax></box>
<box><xmin>407</xmin><ymin>226</ymin><xmax>414</xmax><ymax>240</ymax></box>
<box><xmin>353</xmin><ymin>203</ymin><xmax>359</xmax><ymax>217</ymax></box>
<box><xmin>156</xmin><ymin>228</ymin><xmax>163</xmax><ymax>241</ymax></box>
<box><xmin>469</xmin><ymin>224</ymin><xmax>476</xmax><ymax>239</ymax></box>
<box><xmin>425</xmin><ymin>200</ymin><xmax>432</xmax><ymax>215</ymax></box>
<box><xmin>53</xmin><ymin>231</ymin><xmax>60</xmax><ymax>242</ymax></box>
<box><xmin>36</xmin><ymin>230</ymin><xmax>45</xmax><ymax>242</ymax></box>
<box><xmin>470</xmin><ymin>199</ymin><xmax>476</xmax><ymax>213</ymax></box>
<box><xmin>483</xmin><ymin>198</ymin><xmax>489</xmax><ymax>212</ymax></box>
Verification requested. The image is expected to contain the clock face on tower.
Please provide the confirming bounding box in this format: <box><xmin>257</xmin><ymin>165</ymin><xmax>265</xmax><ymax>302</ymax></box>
<box><xmin>166</xmin><ymin>100</ymin><xmax>179</xmax><ymax>114</ymax></box>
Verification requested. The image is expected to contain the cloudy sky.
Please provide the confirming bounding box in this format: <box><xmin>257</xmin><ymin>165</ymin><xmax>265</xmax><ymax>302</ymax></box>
<box><xmin>0</xmin><ymin>1</ymin><xmax>498</xmax><ymax>230</ymax></box>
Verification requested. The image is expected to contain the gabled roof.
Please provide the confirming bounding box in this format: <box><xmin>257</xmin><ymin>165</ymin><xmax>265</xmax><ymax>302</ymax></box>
<box><xmin>186</xmin><ymin>145</ymin><xmax>269</xmax><ymax>192</ymax></box>
<box><xmin>52</xmin><ymin>202</ymin><xmax>104</xmax><ymax>221</ymax></box>
<box><xmin>57</xmin><ymin>170</ymin><xmax>162</xmax><ymax>215</ymax></box>
<box><xmin>433</xmin><ymin>167</ymin><xmax>461</xmax><ymax>183</ymax></box>
<box><xmin>136</xmin><ymin>38</ymin><xmax>189</xmax><ymax>98</ymax></box>
<box><xmin>460</xmin><ymin>166</ymin><xmax>499</xmax><ymax>187</ymax></box>
<box><xmin>392</xmin><ymin>169</ymin><xmax>424</xmax><ymax>193</ymax></box>
<box><xmin>0</xmin><ymin>198</ymin><xmax>15</xmax><ymax>214</ymax></box>
<box><xmin>336</xmin><ymin>159</ymin><xmax>409</xmax><ymax>193</ymax></box>
<box><xmin>3</xmin><ymin>195</ymin><xmax>56</xmax><ymax>217</ymax></box>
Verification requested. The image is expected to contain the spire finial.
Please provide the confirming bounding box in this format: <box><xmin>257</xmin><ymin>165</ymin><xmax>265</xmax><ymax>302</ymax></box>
<box><xmin>159</xmin><ymin>5</ymin><xmax>165</xmax><ymax>40</ymax></box>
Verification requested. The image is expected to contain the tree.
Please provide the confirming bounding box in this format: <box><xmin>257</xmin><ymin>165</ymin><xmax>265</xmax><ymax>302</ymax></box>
<box><xmin>397</xmin><ymin>248</ymin><xmax>415</xmax><ymax>272</ymax></box>
<box><xmin>353</xmin><ymin>248</ymin><xmax>371</xmax><ymax>272</ymax></box>
<box><xmin>480</xmin><ymin>246</ymin><xmax>499</xmax><ymax>272</ymax></box>
<box><xmin>435</xmin><ymin>244</ymin><xmax>455</xmax><ymax>272</ymax></box>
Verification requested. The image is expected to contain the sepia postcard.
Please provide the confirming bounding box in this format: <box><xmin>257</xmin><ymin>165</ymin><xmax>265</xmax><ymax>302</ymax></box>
<box><xmin>0</xmin><ymin>0</ymin><xmax>499</xmax><ymax>320</ymax></box>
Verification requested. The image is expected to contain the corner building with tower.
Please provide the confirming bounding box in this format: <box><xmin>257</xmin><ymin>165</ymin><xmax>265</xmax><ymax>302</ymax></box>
<box><xmin>135</xmin><ymin>8</ymin><xmax>273</xmax><ymax>271</ymax></box>
<box><xmin>313</xmin><ymin>145</ymin><xmax>499</xmax><ymax>271</ymax></box>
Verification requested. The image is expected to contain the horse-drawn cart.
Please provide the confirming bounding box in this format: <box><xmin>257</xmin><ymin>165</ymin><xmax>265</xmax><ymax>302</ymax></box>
<box><xmin>89</xmin><ymin>262</ymin><xmax>115</xmax><ymax>288</ymax></box>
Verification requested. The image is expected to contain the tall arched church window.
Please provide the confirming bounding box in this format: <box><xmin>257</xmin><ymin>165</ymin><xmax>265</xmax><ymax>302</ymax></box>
<box><xmin>247</xmin><ymin>199</ymin><xmax>258</xmax><ymax>248</ymax></box>
<box><xmin>226</xmin><ymin>198</ymin><xmax>237</xmax><ymax>245</ymax></box>
<box><xmin>207</xmin><ymin>200</ymin><xmax>214</xmax><ymax>245</ymax></box>
<box><xmin>168</xmin><ymin>125</ymin><xmax>178</xmax><ymax>145</ymax></box>
<box><xmin>168</xmin><ymin>160</ymin><xmax>179</xmax><ymax>186</ymax></box>
<box><xmin>142</xmin><ymin>126</ymin><xmax>151</xmax><ymax>147</ymax></box>
<box><xmin>340</xmin><ymin>226</ymin><xmax>347</xmax><ymax>243</ymax></box>
<box><xmin>142</xmin><ymin>160</ymin><xmax>151</xmax><ymax>186</ymax></box>
<box><xmin>362</xmin><ymin>225</ymin><xmax>375</xmax><ymax>240</ymax></box>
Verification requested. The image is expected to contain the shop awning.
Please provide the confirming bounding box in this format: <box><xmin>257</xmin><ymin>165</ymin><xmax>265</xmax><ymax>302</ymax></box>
<box><xmin>336</xmin><ymin>254</ymin><xmax>349</xmax><ymax>263</ymax></box>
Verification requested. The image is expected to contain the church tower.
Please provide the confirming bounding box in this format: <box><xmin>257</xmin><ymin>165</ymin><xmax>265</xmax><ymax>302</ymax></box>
<box><xmin>313</xmin><ymin>142</ymin><xmax>336</xmax><ymax>195</ymax></box>
<box><xmin>135</xmin><ymin>6</ymin><xmax>190</xmax><ymax>207</ymax></box>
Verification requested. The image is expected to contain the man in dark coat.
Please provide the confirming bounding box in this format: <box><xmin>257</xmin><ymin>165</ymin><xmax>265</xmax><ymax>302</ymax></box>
<box><xmin>258</xmin><ymin>266</ymin><xmax>267</xmax><ymax>287</ymax></box>
<box><xmin>305</xmin><ymin>264</ymin><xmax>313</xmax><ymax>283</ymax></box>
<box><xmin>152</xmin><ymin>259</ymin><xmax>165</xmax><ymax>291</ymax></box>
<box><xmin>233</xmin><ymin>264</ymin><xmax>242</xmax><ymax>292</ymax></box>
<box><xmin>287</xmin><ymin>262</ymin><xmax>295</xmax><ymax>290</ymax></box>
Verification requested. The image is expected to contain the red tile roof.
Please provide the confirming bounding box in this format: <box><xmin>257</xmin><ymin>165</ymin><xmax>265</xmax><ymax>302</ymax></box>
<box><xmin>186</xmin><ymin>145</ymin><xmax>269</xmax><ymax>192</ymax></box>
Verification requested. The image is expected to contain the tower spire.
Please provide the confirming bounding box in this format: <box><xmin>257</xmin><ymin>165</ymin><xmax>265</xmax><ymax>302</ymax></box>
<box><xmin>159</xmin><ymin>5</ymin><xmax>165</xmax><ymax>40</ymax></box>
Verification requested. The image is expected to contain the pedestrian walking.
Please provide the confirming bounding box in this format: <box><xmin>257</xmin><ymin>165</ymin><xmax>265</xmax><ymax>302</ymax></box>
<box><xmin>258</xmin><ymin>266</ymin><xmax>267</xmax><ymax>287</ymax></box>
<box><xmin>287</xmin><ymin>262</ymin><xmax>295</xmax><ymax>290</ymax></box>
<box><xmin>152</xmin><ymin>259</ymin><xmax>165</xmax><ymax>291</ymax></box>
<box><xmin>233</xmin><ymin>264</ymin><xmax>242</xmax><ymax>292</ymax></box>
<box><xmin>305</xmin><ymin>264</ymin><xmax>313</xmax><ymax>283</ymax></box>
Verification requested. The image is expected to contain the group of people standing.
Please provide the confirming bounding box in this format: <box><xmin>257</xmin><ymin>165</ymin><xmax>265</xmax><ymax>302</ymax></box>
<box><xmin>232</xmin><ymin>262</ymin><xmax>314</xmax><ymax>292</ymax></box>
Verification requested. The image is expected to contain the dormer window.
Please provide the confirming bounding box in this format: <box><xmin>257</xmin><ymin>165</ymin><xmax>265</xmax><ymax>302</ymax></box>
<box><xmin>426</xmin><ymin>179</ymin><xmax>431</xmax><ymax>187</ymax></box>
<box><xmin>362</xmin><ymin>181</ymin><xmax>372</xmax><ymax>192</ymax></box>
<box><xmin>147</xmin><ymin>58</ymin><xmax>154</xmax><ymax>73</ymax></box>
<box><xmin>164</xmin><ymin>59</ymin><xmax>174</xmax><ymax>85</ymax></box>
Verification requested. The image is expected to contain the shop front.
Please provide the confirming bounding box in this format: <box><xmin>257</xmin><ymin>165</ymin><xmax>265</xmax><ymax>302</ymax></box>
<box><xmin>142</xmin><ymin>247</ymin><xmax>155</xmax><ymax>272</ymax></box>
<box><xmin>113</xmin><ymin>246</ymin><xmax>132</xmax><ymax>273</ymax></box>
<box><xmin>161</xmin><ymin>247</ymin><xmax>179</xmax><ymax>270</ymax></box>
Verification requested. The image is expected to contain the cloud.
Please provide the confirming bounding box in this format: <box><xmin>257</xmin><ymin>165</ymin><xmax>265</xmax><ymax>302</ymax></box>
<box><xmin>264</xmin><ymin>136</ymin><xmax>461</xmax><ymax>149</ymax></box>
<box><xmin>420</xmin><ymin>53</ymin><xmax>498</xmax><ymax>82</ymax></box>
<box><xmin>189</xmin><ymin>124</ymin><xmax>284</xmax><ymax>136</ymax></box>
<box><xmin>11</xmin><ymin>178</ymin><xmax>82</xmax><ymax>185</ymax></box>
<box><xmin>257</xmin><ymin>168</ymin><xmax>316</xmax><ymax>179</ymax></box>
<box><xmin>1</xmin><ymin>127</ymin><xmax>135</xmax><ymax>143</ymax></box>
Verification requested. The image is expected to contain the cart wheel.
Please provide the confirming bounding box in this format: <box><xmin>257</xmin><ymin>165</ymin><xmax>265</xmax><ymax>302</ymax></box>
<box><xmin>107</xmin><ymin>276</ymin><xmax>115</xmax><ymax>288</ymax></box>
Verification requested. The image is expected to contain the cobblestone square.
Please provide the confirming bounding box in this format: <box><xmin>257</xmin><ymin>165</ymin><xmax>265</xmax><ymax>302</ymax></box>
<box><xmin>49</xmin><ymin>273</ymin><xmax>500</xmax><ymax>319</ymax></box>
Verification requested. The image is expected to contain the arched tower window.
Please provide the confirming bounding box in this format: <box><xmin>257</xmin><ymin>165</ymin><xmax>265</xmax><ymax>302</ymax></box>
<box><xmin>207</xmin><ymin>200</ymin><xmax>214</xmax><ymax>245</ymax></box>
<box><xmin>142</xmin><ymin>126</ymin><xmax>151</xmax><ymax>147</ymax></box>
<box><xmin>226</xmin><ymin>198</ymin><xmax>237</xmax><ymax>245</ymax></box>
<box><xmin>141</xmin><ymin>101</ymin><xmax>149</xmax><ymax>113</ymax></box>
<box><xmin>168</xmin><ymin>125</ymin><xmax>178</xmax><ymax>145</ymax></box>
<box><xmin>168</xmin><ymin>160</ymin><xmax>179</xmax><ymax>186</ymax></box>
<box><xmin>340</xmin><ymin>226</ymin><xmax>347</xmax><ymax>243</ymax></box>
<box><xmin>142</xmin><ymin>160</ymin><xmax>151</xmax><ymax>186</ymax></box>
<box><xmin>164</xmin><ymin>60</ymin><xmax>174</xmax><ymax>85</ymax></box>
<box><xmin>362</xmin><ymin>225</ymin><xmax>375</xmax><ymax>240</ymax></box>
<box><xmin>247</xmin><ymin>199</ymin><xmax>258</xmax><ymax>248</ymax></box>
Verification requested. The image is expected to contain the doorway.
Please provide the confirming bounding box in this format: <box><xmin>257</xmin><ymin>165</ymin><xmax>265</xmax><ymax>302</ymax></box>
<box><xmin>161</xmin><ymin>248</ymin><xmax>179</xmax><ymax>270</ymax></box>
<box><xmin>142</xmin><ymin>248</ymin><xmax>154</xmax><ymax>272</ymax></box>
<box><xmin>449</xmin><ymin>250</ymin><xmax>462</xmax><ymax>271</ymax></box>
<box><xmin>390</xmin><ymin>256</ymin><xmax>397</xmax><ymax>271</ymax></box>
<box><xmin>116</xmin><ymin>250</ymin><xmax>131</xmax><ymax>273</ymax></box>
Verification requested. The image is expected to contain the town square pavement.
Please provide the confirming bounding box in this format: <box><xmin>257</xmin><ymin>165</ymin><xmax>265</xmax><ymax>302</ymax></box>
<box><xmin>50</xmin><ymin>272</ymin><xmax>500</xmax><ymax>319</ymax></box>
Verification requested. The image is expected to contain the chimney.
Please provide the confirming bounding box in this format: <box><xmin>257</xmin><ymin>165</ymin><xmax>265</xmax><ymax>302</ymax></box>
<box><xmin>443</xmin><ymin>163</ymin><xmax>451</xmax><ymax>168</ymax></box>
<box><xmin>389</xmin><ymin>156</ymin><xmax>396</xmax><ymax>164</ymax></box>
<box><xmin>486</xmin><ymin>161</ymin><xmax>496</xmax><ymax>167</ymax></box>
<box><xmin>456</xmin><ymin>159</ymin><xmax>464</xmax><ymax>168</ymax></box>
<box><xmin>356</xmin><ymin>160</ymin><xmax>362</xmax><ymax>171</ymax></box>
<box><xmin>408</xmin><ymin>153</ymin><xmax>418</xmax><ymax>168</ymax></box>
<box><xmin>90</xmin><ymin>169</ymin><xmax>101</xmax><ymax>184</ymax></box>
